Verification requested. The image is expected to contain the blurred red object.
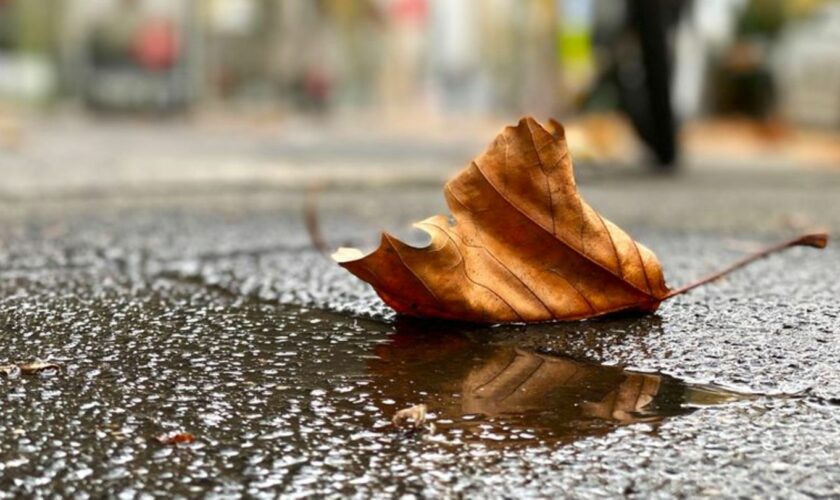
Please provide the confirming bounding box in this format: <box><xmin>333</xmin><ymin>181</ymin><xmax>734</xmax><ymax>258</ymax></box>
<box><xmin>132</xmin><ymin>19</ymin><xmax>179</xmax><ymax>71</ymax></box>
<box><xmin>155</xmin><ymin>431</ymin><xmax>194</xmax><ymax>445</ymax></box>
<box><xmin>390</xmin><ymin>0</ymin><xmax>427</xmax><ymax>25</ymax></box>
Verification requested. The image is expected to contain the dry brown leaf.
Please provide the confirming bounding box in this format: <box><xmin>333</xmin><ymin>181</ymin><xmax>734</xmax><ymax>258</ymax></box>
<box><xmin>155</xmin><ymin>431</ymin><xmax>195</xmax><ymax>445</ymax></box>
<box><xmin>392</xmin><ymin>404</ymin><xmax>428</xmax><ymax>429</ymax></box>
<box><xmin>18</xmin><ymin>361</ymin><xmax>61</xmax><ymax>375</ymax></box>
<box><xmin>1</xmin><ymin>361</ymin><xmax>60</xmax><ymax>377</ymax></box>
<box><xmin>334</xmin><ymin>117</ymin><xmax>828</xmax><ymax>323</ymax></box>
<box><xmin>0</xmin><ymin>365</ymin><xmax>19</xmax><ymax>377</ymax></box>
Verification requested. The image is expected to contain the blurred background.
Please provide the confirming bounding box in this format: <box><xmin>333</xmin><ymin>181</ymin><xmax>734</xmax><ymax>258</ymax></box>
<box><xmin>0</xmin><ymin>0</ymin><xmax>839</xmax><ymax>201</ymax></box>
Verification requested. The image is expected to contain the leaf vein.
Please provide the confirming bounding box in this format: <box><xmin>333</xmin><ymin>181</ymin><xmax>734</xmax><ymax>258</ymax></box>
<box><xmin>434</xmin><ymin>227</ymin><xmax>524</xmax><ymax>321</ymax></box>
<box><xmin>443</xmin><ymin>187</ymin><xmax>553</xmax><ymax>318</ymax></box>
<box><xmin>382</xmin><ymin>234</ymin><xmax>444</xmax><ymax>306</ymax></box>
<box><xmin>632</xmin><ymin>240</ymin><xmax>654</xmax><ymax>295</ymax></box>
<box><xmin>469</xmin><ymin>161</ymin><xmax>650</xmax><ymax>297</ymax></box>
<box><xmin>548</xmin><ymin>269</ymin><xmax>596</xmax><ymax>314</ymax></box>
<box><xmin>524</xmin><ymin>120</ymin><xmax>557</xmax><ymax>235</ymax></box>
<box><xmin>595</xmin><ymin>211</ymin><xmax>623</xmax><ymax>279</ymax></box>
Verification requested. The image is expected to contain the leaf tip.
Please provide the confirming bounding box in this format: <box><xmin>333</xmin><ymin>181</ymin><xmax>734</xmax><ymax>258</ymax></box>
<box><xmin>518</xmin><ymin>115</ymin><xmax>538</xmax><ymax>127</ymax></box>
<box><xmin>332</xmin><ymin>247</ymin><xmax>364</xmax><ymax>263</ymax></box>
<box><xmin>795</xmin><ymin>232</ymin><xmax>828</xmax><ymax>249</ymax></box>
<box><xmin>546</xmin><ymin>118</ymin><xmax>566</xmax><ymax>140</ymax></box>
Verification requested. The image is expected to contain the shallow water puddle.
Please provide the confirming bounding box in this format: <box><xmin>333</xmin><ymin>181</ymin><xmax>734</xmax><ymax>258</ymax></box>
<box><xmin>0</xmin><ymin>275</ymin><xmax>752</xmax><ymax>495</ymax></box>
<box><xmin>369</xmin><ymin>320</ymin><xmax>750</xmax><ymax>444</ymax></box>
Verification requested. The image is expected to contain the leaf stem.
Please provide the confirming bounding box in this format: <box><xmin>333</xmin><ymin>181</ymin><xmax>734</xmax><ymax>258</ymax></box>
<box><xmin>304</xmin><ymin>183</ymin><xmax>330</xmax><ymax>256</ymax></box>
<box><xmin>664</xmin><ymin>232</ymin><xmax>828</xmax><ymax>300</ymax></box>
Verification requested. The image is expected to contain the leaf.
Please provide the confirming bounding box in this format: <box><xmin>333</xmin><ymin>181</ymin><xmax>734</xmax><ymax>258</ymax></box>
<box><xmin>18</xmin><ymin>361</ymin><xmax>61</xmax><ymax>376</ymax></box>
<box><xmin>155</xmin><ymin>431</ymin><xmax>195</xmax><ymax>445</ymax></box>
<box><xmin>0</xmin><ymin>365</ymin><xmax>19</xmax><ymax>377</ymax></box>
<box><xmin>391</xmin><ymin>404</ymin><xmax>429</xmax><ymax>430</ymax></box>
<box><xmin>334</xmin><ymin>117</ymin><xmax>828</xmax><ymax>323</ymax></box>
<box><xmin>0</xmin><ymin>361</ymin><xmax>60</xmax><ymax>377</ymax></box>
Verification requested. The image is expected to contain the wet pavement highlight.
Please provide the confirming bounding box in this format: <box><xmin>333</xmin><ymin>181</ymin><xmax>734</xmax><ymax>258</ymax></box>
<box><xmin>0</xmin><ymin>207</ymin><xmax>838</xmax><ymax>497</ymax></box>
<box><xmin>1</xmin><ymin>272</ymin><xmax>747</xmax><ymax>497</ymax></box>
<box><xmin>372</xmin><ymin>320</ymin><xmax>749</xmax><ymax>444</ymax></box>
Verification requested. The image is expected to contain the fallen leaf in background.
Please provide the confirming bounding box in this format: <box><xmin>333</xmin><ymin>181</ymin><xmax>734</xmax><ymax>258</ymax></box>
<box><xmin>18</xmin><ymin>361</ymin><xmax>61</xmax><ymax>375</ymax></box>
<box><xmin>0</xmin><ymin>361</ymin><xmax>60</xmax><ymax>377</ymax></box>
<box><xmin>549</xmin><ymin>113</ymin><xmax>642</xmax><ymax>165</ymax></box>
<box><xmin>0</xmin><ymin>111</ymin><xmax>23</xmax><ymax>151</ymax></box>
<box><xmin>0</xmin><ymin>365</ymin><xmax>19</xmax><ymax>377</ymax></box>
<box><xmin>155</xmin><ymin>431</ymin><xmax>195</xmax><ymax>445</ymax></box>
<box><xmin>334</xmin><ymin>117</ymin><xmax>828</xmax><ymax>323</ymax></box>
<box><xmin>392</xmin><ymin>404</ymin><xmax>428</xmax><ymax>429</ymax></box>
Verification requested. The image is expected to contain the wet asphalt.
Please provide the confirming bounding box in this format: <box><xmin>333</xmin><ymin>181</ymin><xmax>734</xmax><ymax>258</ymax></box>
<box><xmin>0</xmin><ymin>174</ymin><xmax>838</xmax><ymax>498</ymax></box>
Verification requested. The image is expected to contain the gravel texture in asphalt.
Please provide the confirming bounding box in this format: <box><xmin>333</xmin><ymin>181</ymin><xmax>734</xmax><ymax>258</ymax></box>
<box><xmin>0</xmin><ymin>189</ymin><xmax>837</xmax><ymax>497</ymax></box>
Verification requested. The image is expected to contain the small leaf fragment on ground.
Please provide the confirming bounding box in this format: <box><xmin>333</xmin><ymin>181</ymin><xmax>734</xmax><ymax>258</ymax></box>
<box><xmin>0</xmin><ymin>365</ymin><xmax>20</xmax><ymax>377</ymax></box>
<box><xmin>1</xmin><ymin>361</ymin><xmax>60</xmax><ymax>377</ymax></box>
<box><xmin>19</xmin><ymin>361</ymin><xmax>61</xmax><ymax>375</ymax></box>
<box><xmin>392</xmin><ymin>404</ymin><xmax>428</xmax><ymax>429</ymax></box>
<box><xmin>155</xmin><ymin>431</ymin><xmax>195</xmax><ymax>445</ymax></box>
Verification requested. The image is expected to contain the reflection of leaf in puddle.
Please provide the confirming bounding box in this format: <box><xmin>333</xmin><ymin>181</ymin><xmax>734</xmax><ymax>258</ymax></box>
<box><xmin>370</xmin><ymin>319</ymin><xmax>750</xmax><ymax>444</ymax></box>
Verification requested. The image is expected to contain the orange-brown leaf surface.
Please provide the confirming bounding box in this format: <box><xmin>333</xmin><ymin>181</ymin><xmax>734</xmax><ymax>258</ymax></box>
<box><xmin>334</xmin><ymin>117</ymin><xmax>670</xmax><ymax>323</ymax></box>
<box><xmin>333</xmin><ymin>117</ymin><xmax>827</xmax><ymax>323</ymax></box>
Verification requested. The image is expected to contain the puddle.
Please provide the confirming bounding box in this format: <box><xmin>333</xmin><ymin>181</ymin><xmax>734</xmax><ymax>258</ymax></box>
<box><xmin>370</xmin><ymin>319</ymin><xmax>749</xmax><ymax>444</ymax></box>
<box><xmin>0</xmin><ymin>210</ymin><xmax>836</xmax><ymax>497</ymax></box>
<box><xmin>0</xmin><ymin>273</ymin><xmax>753</xmax><ymax>496</ymax></box>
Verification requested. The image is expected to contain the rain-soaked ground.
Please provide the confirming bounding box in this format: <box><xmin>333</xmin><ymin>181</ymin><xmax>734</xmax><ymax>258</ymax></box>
<box><xmin>1</xmin><ymin>196</ymin><xmax>839</xmax><ymax>498</ymax></box>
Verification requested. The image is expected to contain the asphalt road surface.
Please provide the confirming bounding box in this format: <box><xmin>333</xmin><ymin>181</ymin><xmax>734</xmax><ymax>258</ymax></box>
<box><xmin>0</xmin><ymin>167</ymin><xmax>838</xmax><ymax>498</ymax></box>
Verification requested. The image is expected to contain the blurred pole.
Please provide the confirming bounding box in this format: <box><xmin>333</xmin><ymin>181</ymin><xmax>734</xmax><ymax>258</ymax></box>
<box><xmin>8</xmin><ymin>0</ymin><xmax>59</xmax><ymax>104</ymax></box>
<box><xmin>183</xmin><ymin>0</ymin><xmax>204</xmax><ymax>108</ymax></box>
<box><xmin>556</xmin><ymin>0</ymin><xmax>596</xmax><ymax>113</ymax></box>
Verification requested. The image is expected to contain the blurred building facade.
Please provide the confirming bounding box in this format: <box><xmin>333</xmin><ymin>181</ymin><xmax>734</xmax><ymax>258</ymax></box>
<box><xmin>0</xmin><ymin>0</ymin><xmax>838</xmax><ymax>128</ymax></box>
<box><xmin>0</xmin><ymin>0</ymin><xmax>563</xmax><ymax>115</ymax></box>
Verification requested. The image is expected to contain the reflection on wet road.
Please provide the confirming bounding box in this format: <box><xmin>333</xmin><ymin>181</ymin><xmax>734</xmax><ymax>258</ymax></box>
<box><xmin>0</xmin><ymin>209</ymin><xmax>836</xmax><ymax>497</ymax></box>
<box><xmin>371</xmin><ymin>320</ymin><xmax>748</xmax><ymax>443</ymax></box>
<box><xmin>0</xmin><ymin>271</ymin><xmax>751</xmax><ymax>496</ymax></box>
